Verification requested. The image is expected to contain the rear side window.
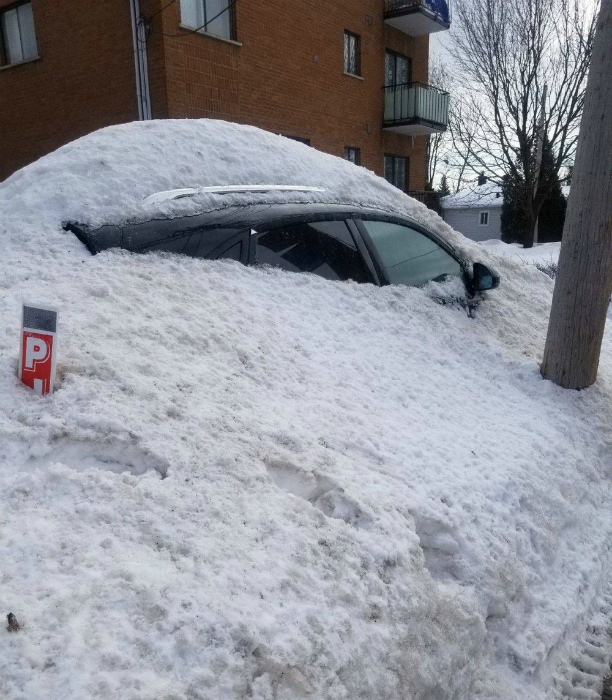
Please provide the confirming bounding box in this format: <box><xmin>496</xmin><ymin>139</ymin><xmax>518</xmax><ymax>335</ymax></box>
<box><xmin>139</xmin><ymin>228</ymin><xmax>242</xmax><ymax>261</ymax></box>
<box><xmin>361</xmin><ymin>220</ymin><xmax>462</xmax><ymax>287</ymax></box>
<box><xmin>256</xmin><ymin>221</ymin><xmax>369</xmax><ymax>283</ymax></box>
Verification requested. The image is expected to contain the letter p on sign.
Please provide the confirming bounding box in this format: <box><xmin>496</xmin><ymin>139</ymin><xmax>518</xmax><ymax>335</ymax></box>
<box><xmin>19</xmin><ymin>303</ymin><xmax>59</xmax><ymax>396</ymax></box>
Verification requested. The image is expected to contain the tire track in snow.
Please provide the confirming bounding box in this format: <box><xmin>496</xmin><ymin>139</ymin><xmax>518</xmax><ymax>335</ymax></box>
<box><xmin>551</xmin><ymin>586</ymin><xmax>612</xmax><ymax>699</ymax></box>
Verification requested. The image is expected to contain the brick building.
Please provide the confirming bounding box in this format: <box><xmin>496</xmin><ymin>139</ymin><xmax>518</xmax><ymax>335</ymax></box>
<box><xmin>0</xmin><ymin>0</ymin><xmax>450</xmax><ymax>187</ymax></box>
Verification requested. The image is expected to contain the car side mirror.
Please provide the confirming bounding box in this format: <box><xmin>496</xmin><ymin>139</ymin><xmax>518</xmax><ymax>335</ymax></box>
<box><xmin>472</xmin><ymin>262</ymin><xmax>500</xmax><ymax>291</ymax></box>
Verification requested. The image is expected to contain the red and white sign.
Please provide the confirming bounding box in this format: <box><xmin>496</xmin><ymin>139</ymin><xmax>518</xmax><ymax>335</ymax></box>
<box><xmin>19</xmin><ymin>303</ymin><xmax>59</xmax><ymax>396</ymax></box>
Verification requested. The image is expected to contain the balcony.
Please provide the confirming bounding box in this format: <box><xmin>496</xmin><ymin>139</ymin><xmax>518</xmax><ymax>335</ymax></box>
<box><xmin>384</xmin><ymin>0</ymin><xmax>451</xmax><ymax>36</ymax></box>
<box><xmin>383</xmin><ymin>82</ymin><xmax>449</xmax><ymax>135</ymax></box>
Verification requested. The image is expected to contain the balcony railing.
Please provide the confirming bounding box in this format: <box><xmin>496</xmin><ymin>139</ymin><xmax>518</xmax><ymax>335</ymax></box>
<box><xmin>407</xmin><ymin>190</ymin><xmax>442</xmax><ymax>214</ymax></box>
<box><xmin>384</xmin><ymin>0</ymin><xmax>451</xmax><ymax>35</ymax></box>
<box><xmin>383</xmin><ymin>82</ymin><xmax>449</xmax><ymax>135</ymax></box>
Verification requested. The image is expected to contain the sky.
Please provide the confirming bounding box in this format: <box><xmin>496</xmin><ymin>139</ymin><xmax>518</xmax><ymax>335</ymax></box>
<box><xmin>430</xmin><ymin>27</ymin><xmax>454</xmax><ymax>64</ymax></box>
<box><xmin>431</xmin><ymin>0</ymin><xmax>599</xmax><ymax>64</ymax></box>
<box><xmin>427</xmin><ymin>0</ymin><xmax>598</xmax><ymax>190</ymax></box>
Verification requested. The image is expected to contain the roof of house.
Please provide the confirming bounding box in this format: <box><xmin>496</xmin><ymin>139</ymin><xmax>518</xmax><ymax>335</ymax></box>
<box><xmin>440</xmin><ymin>182</ymin><xmax>504</xmax><ymax>210</ymax></box>
<box><xmin>441</xmin><ymin>182</ymin><xmax>571</xmax><ymax>211</ymax></box>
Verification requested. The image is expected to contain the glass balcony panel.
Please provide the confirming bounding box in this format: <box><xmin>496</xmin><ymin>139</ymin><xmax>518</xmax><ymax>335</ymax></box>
<box><xmin>383</xmin><ymin>83</ymin><xmax>449</xmax><ymax>135</ymax></box>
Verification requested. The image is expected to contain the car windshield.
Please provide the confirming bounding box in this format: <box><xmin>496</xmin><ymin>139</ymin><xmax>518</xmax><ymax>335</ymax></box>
<box><xmin>361</xmin><ymin>220</ymin><xmax>463</xmax><ymax>288</ymax></box>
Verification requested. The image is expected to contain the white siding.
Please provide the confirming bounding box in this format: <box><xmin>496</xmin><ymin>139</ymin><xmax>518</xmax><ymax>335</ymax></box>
<box><xmin>443</xmin><ymin>207</ymin><xmax>502</xmax><ymax>242</ymax></box>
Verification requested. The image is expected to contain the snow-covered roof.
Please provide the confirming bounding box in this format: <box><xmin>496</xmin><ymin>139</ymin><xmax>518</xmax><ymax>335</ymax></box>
<box><xmin>441</xmin><ymin>182</ymin><xmax>571</xmax><ymax>212</ymax></box>
<box><xmin>441</xmin><ymin>182</ymin><xmax>504</xmax><ymax>210</ymax></box>
<box><xmin>1</xmin><ymin>120</ymin><xmax>612</xmax><ymax>700</ymax></box>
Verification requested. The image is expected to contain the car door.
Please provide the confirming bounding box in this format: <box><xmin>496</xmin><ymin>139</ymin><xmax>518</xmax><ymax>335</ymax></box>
<box><xmin>251</xmin><ymin>219</ymin><xmax>375</xmax><ymax>284</ymax></box>
<box><xmin>355</xmin><ymin>219</ymin><xmax>467</xmax><ymax>289</ymax></box>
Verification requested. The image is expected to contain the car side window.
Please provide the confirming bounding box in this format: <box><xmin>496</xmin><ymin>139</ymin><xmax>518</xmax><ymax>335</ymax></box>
<box><xmin>360</xmin><ymin>220</ymin><xmax>462</xmax><ymax>287</ymax></box>
<box><xmin>141</xmin><ymin>228</ymin><xmax>242</xmax><ymax>261</ymax></box>
<box><xmin>255</xmin><ymin>221</ymin><xmax>369</xmax><ymax>283</ymax></box>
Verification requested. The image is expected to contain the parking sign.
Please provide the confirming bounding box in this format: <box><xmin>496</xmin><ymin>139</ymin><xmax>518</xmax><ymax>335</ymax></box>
<box><xmin>19</xmin><ymin>303</ymin><xmax>59</xmax><ymax>396</ymax></box>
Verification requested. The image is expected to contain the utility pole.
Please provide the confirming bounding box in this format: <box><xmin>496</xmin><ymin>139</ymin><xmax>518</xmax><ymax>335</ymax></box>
<box><xmin>533</xmin><ymin>83</ymin><xmax>547</xmax><ymax>247</ymax></box>
<box><xmin>129</xmin><ymin>0</ymin><xmax>152</xmax><ymax>121</ymax></box>
<box><xmin>541</xmin><ymin>0</ymin><xmax>612</xmax><ymax>389</ymax></box>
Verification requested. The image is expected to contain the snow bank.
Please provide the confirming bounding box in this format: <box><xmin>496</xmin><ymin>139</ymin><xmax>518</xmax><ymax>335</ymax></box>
<box><xmin>1</xmin><ymin>120</ymin><xmax>612</xmax><ymax>700</ymax></box>
<box><xmin>480</xmin><ymin>240</ymin><xmax>561</xmax><ymax>266</ymax></box>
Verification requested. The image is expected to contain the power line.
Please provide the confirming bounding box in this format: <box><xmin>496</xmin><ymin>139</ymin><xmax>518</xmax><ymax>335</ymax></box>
<box><xmin>147</xmin><ymin>0</ymin><xmax>177</xmax><ymax>22</ymax></box>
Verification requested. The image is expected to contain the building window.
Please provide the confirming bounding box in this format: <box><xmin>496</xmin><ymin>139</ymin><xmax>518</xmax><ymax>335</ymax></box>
<box><xmin>384</xmin><ymin>155</ymin><xmax>408</xmax><ymax>192</ymax></box>
<box><xmin>283</xmin><ymin>135</ymin><xmax>311</xmax><ymax>145</ymax></box>
<box><xmin>385</xmin><ymin>50</ymin><xmax>411</xmax><ymax>87</ymax></box>
<box><xmin>343</xmin><ymin>30</ymin><xmax>361</xmax><ymax>76</ymax></box>
<box><xmin>180</xmin><ymin>0</ymin><xmax>235</xmax><ymax>40</ymax></box>
<box><xmin>344</xmin><ymin>147</ymin><xmax>360</xmax><ymax>165</ymax></box>
<box><xmin>0</xmin><ymin>1</ymin><xmax>38</xmax><ymax>67</ymax></box>
<box><xmin>479</xmin><ymin>211</ymin><xmax>490</xmax><ymax>226</ymax></box>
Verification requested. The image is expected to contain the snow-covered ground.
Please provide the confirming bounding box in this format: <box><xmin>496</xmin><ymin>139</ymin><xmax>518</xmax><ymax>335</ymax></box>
<box><xmin>480</xmin><ymin>239</ymin><xmax>561</xmax><ymax>267</ymax></box>
<box><xmin>1</xmin><ymin>120</ymin><xmax>612</xmax><ymax>700</ymax></box>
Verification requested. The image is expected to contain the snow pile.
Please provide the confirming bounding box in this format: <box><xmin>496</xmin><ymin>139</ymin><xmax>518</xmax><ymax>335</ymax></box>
<box><xmin>0</xmin><ymin>119</ymin><xmax>469</xmax><ymax>252</ymax></box>
<box><xmin>480</xmin><ymin>240</ymin><xmax>561</xmax><ymax>266</ymax></box>
<box><xmin>1</xmin><ymin>120</ymin><xmax>612</xmax><ymax>700</ymax></box>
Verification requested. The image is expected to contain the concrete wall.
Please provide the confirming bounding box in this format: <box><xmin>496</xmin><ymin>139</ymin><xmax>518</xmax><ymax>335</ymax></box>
<box><xmin>0</xmin><ymin>0</ymin><xmax>432</xmax><ymax>188</ymax></box>
<box><xmin>443</xmin><ymin>207</ymin><xmax>502</xmax><ymax>242</ymax></box>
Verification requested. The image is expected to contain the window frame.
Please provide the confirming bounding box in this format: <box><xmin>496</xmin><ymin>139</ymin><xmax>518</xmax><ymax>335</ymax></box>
<box><xmin>343</xmin><ymin>30</ymin><xmax>361</xmax><ymax>77</ymax></box>
<box><xmin>282</xmin><ymin>135</ymin><xmax>311</xmax><ymax>146</ymax></box>
<box><xmin>344</xmin><ymin>146</ymin><xmax>361</xmax><ymax>165</ymax></box>
<box><xmin>179</xmin><ymin>0</ymin><xmax>237</xmax><ymax>42</ymax></box>
<box><xmin>384</xmin><ymin>154</ymin><xmax>409</xmax><ymax>192</ymax></box>
<box><xmin>384</xmin><ymin>49</ymin><xmax>412</xmax><ymax>88</ymax></box>
<box><xmin>0</xmin><ymin>0</ymin><xmax>38</xmax><ymax>68</ymax></box>
<box><xmin>479</xmin><ymin>211</ymin><xmax>490</xmax><ymax>226</ymax></box>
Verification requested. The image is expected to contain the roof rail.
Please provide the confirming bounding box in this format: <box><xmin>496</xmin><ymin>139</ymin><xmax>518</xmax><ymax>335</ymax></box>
<box><xmin>144</xmin><ymin>185</ymin><xmax>326</xmax><ymax>205</ymax></box>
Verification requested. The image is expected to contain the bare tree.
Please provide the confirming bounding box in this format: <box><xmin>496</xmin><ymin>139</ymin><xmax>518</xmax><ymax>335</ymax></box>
<box><xmin>426</xmin><ymin>58</ymin><xmax>452</xmax><ymax>190</ymax></box>
<box><xmin>447</xmin><ymin>97</ymin><xmax>481</xmax><ymax>193</ymax></box>
<box><xmin>541</xmin><ymin>0</ymin><xmax>612</xmax><ymax>389</ymax></box>
<box><xmin>450</xmin><ymin>0</ymin><xmax>598</xmax><ymax>246</ymax></box>
<box><xmin>426</xmin><ymin>61</ymin><xmax>476</xmax><ymax>194</ymax></box>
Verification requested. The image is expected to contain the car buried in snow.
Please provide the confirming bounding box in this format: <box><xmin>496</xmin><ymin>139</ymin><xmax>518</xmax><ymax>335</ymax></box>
<box><xmin>65</xmin><ymin>185</ymin><xmax>500</xmax><ymax>300</ymax></box>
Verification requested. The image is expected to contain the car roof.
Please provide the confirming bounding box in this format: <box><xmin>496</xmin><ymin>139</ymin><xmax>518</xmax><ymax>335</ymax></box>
<box><xmin>65</xmin><ymin>201</ymin><xmax>432</xmax><ymax>255</ymax></box>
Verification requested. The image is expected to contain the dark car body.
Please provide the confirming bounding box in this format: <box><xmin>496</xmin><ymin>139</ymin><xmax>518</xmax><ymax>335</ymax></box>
<box><xmin>65</xmin><ymin>202</ymin><xmax>499</xmax><ymax>295</ymax></box>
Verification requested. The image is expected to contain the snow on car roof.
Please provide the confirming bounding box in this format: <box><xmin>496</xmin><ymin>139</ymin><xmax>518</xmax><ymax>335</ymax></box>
<box><xmin>143</xmin><ymin>184</ymin><xmax>327</xmax><ymax>204</ymax></box>
<box><xmin>0</xmin><ymin>118</ymin><xmax>479</xmax><ymax>258</ymax></box>
<box><xmin>1</xmin><ymin>119</ymin><xmax>612</xmax><ymax>700</ymax></box>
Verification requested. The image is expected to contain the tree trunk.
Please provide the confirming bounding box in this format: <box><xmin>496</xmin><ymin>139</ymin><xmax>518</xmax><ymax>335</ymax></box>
<box><xmin>523</xmin><ymin>187</ymin><xmax>541</xmax><ymax>249</ymax></box>
<box><xmin>541</xmin><ymin>0</ymin><xmax>612</xmax><ymax>389</ymax></box>
<box><xmin>523</xmin><ymin>210</ymin><xmax>536</xmax><ymax>249</ymax></box>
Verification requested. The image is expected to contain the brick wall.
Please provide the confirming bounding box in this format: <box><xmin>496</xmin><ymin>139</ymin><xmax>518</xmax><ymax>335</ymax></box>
<box><xmin>155</xmin><ymin>0</ymin><xmax>430</xmax><ymax>187</ymax></box>
<box><xmin>0</xmin><ymin>0</ymin><xmax>142</xmax><ymax>180</ymax></box>
<box><xmin>0</xmin><ymin>0</ymin><xmax>432</xmax><ymax>189</ymax></box>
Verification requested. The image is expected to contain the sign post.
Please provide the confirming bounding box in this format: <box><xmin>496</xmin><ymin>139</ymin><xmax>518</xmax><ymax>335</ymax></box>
<box><xmin>19</xmin><ymin>303</ymin><xmax>59</xmax><ymax>396</ymax></box>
